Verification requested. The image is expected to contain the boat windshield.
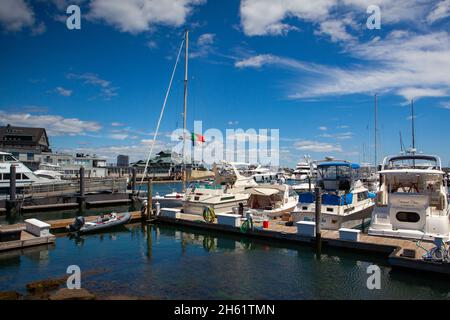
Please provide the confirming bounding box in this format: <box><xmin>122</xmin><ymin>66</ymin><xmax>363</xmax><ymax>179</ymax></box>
<box><xmin>0</xmin><ymin>154</ymin><xmax>18</xmax><ymax>162</ymax></box>
<box><xmin>385</xmin><ymin>156</ymin><xmax>439</xmax><ymax>170</ymax></box>
<box><xmin>318</xmin><ymin>165</ymin><xmax>351</xmax><ymax>180</ymax></box>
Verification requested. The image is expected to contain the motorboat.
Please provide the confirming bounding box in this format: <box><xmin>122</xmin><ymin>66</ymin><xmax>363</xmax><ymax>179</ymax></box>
<box><xmin>243</xmin><ymin>165</ymin><xmax>281</xmax><ymax>184</ymax></box>
<box><xmin>67</xmin><ymin>212</ymin><xmax>132</xmax><ymax>234</ymax></box>
<box><xmin>182</xmin><ymin>162</ymin><xmax>258</xmax><ymax>215</ymax></box>
<box><xmin>34</xmin><ymin>162</ymin><xmax>65</xmax><ymax>180</ymax></box>
<box><xmin>240</xmin><ymin>184</ymin><xmax>298</xmax><ymax>221</ymax></box>
<box><xmin>292</xmin><ymin>156</ymin><xmax>316</xmax><ymax>180</ymax></box>
<box><xmin>291</xmin><ymin>159</ymin><xmax>376</xmax><ymax>230</ymax></box>
<box><xmin>152</xmin><ymin>191</ymin><xmax>184</xmax><ymax>208</ymax></box>
<box><xmin>0</xmin><ymin>152</ymin><xmax>68</xmax><ymax>197</ymax></box>
<box><xmin>368</xmin><ymin>154</ymin><xmax>450</xmax><ymax>241</ymax></box>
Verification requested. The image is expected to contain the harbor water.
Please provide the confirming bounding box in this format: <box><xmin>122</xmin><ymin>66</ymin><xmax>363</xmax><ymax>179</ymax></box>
<box><xmin>0</xmin><ymin>222</ymin><xmax>449</xmax><ymax>299</ymax></box>
<box><xmin>1</xmin><ymin>181</ymin><xmax>450</xmax><ymax>299</ymax></box>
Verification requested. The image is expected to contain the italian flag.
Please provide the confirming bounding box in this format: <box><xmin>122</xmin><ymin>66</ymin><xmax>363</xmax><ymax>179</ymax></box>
<box><xmin>191</xmin><ymin>132</ymin><xmax>205</xmax><ymax>145</ymax></box>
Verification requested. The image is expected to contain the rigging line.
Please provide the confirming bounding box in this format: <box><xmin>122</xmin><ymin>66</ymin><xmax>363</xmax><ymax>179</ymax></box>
<box><xmin>139</xmin><ymin>37</ymin><xmax>185</xmax><ymax>187</ymax></box>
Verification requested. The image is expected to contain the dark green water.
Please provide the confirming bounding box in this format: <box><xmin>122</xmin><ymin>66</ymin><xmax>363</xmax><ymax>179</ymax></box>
<box><xmin>0</xmin><ymin>182</ymin><xmax>182</xmax><ymax>225</ymax></box>
<box><xmin>0</xmin><ymin>222</ymin><xmax>449</xmax><ymax>299</ymax></box>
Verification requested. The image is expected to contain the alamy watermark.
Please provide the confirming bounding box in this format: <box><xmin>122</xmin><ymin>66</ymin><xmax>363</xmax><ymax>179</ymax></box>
<box><xmin>171</xmin><ymin>121</ymin><xmax>279</xmax><ymax>166</ymax></box>
<box><xmin>366</xmin><ymin>265</ymin><xmax>381</xmax><ymax>290</ymax></box>
<box><xmin>66</xmin><ymin>265</ymin><xmax>81</xmax><ymax>289</ymax></box>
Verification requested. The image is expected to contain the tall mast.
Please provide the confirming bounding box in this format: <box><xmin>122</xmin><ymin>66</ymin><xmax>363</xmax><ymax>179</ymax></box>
<box><xmin>374</xmin><ymin>94</ymin><xmax>378</xmax><ymax>170</ymax></box>
<box><xmin>411</xmin><ymin>99</ymin><xmax>415</xmax><ymax>150</ymax></box>
<box><xmin>182</xmin><ymin>29</ymin><xmax>189</xmax><ymax>192</ymax></box>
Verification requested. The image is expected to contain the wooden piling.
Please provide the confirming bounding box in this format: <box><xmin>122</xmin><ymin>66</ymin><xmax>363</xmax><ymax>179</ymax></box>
<box><xmin>132</xmin><ymin>167</ymin><xmax>136</xmax><ymax>194</ymax></box>
<box><xmin>147</xmin><ymin>179</ymin><xmax>153</xmax><ymax>218</ymax></box>
<box><xmin>9</xmin><ymin>164</ymin><xmax>16</xmax><ymax>201</ymax></box>
<box><xmin>315</xmin><ymin>186</ymin><xmax>322</xmax><ymax>254</ymax></box>
<box><xmin>78</xmin><ymin>166</ymin><xmax>86</xmax><ymax>212</ymax></box>
<box><xmin>6</xmin><ymin>164</ymin><xmax>18</xmax><ymax>216</ymax></box>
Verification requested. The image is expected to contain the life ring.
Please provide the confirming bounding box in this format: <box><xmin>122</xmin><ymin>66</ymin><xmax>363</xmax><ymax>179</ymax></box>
<box><xmin>203</xmin><ymin>206</ymin><xmax>216</xmax><ymax>223</ymax></box>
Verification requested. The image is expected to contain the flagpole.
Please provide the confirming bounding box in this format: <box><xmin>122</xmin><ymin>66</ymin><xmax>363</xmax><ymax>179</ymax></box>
<box><xmin>182</xmin><ymin>29</ymin><xmax>189</xmax><ymax>192</ymax></box>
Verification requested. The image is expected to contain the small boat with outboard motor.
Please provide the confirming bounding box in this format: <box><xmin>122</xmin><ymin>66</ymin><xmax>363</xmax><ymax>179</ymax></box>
<box><xmin>67</xmin><ymin>212</ymin><xmax>132</xmax><ymax>234</ymax></box>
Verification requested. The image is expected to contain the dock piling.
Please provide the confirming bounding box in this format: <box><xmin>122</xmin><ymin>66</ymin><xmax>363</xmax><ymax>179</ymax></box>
<box><xmin>6</xmin><ymin>164</ymin><xmax>18</xmax><ymax>216</ymax></box>
<box><xmin>9</xmin><ymin>164</ymin><xmax>16</xmax><ymax>202</ymax></box>
<box><xmin>147</xmin><ymin>179</ymin><xmax>153</xmax><ymax>217</ymax></box>
<box><xmin>132</xmin><ymin>167</ymin><xmax>136</xmax><ymax>194</ymax></box>
<box><xmin>78</xmin><ymin>166</ymin><xmax>86</xmax><ymax>212</ymax></box>
<box><xmin>315</xmin><ymin>186</ymin><xmax>322</xmax><ymax>255</ymax></box>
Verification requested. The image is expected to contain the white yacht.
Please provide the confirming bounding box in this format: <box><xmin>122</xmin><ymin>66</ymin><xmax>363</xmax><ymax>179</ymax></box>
<box><xmin>183</xmin><ymin>162</ymin><xmax>258</xmax><ymax>215</ymax></box>
<box><xmin>291</xmin><ymin>156</ymin><xmax>316</xmax><ymax>194</ymax></box>
<box><xmin>34</xmin><ymin>162</ymin><xmax>64</xmax><ymax>180</ymax></box>
<box><xmin>240</xmin><ymin>184</ymin><xmax>298</xmax><ymax>221</ymax></box>
<box><xmin>369</xmin><ymin>154</ymin><xmax>450</xmax><ymax>241</ymax></box>
<box><xmin>291</xmin><ymin>159</ymin><xmax>376</xmax><ymax>230</ymax></box>
<box><xmin>0</xmin><ymin>152</ymin><xmax>66</xmax><ymax>196</ymax></box>
<box><xmin>293</xmin><ymin>156</ymin><xmax>316</xmax><ymax>180</ymax></box>
<box><xmin>245</xmin><ymin>165</ymin><xmax>280</xmax><ymax>184</ymax></box>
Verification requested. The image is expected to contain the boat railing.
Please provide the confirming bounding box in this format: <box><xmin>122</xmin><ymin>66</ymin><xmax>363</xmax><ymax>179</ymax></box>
<box><xmin>15</xmin><ymin>177</ymin><xmax>128</xmax><ymax>199</ymax></box>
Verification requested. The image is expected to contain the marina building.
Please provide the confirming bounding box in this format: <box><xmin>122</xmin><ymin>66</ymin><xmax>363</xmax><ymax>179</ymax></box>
<box><xmin>0</xmin><ymin>124</ymin><xmax>51</xmax><ymax>171</ymax></box>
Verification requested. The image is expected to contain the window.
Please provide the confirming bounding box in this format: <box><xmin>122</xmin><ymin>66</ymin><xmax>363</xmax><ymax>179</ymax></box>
<box><xmin>27</xmin><ymin>153</ymin><xmax>34</xmax><ymax>161</ymax></box>
<box><xmin>357</xmin><ymin>192</ymin><xmax>369</xmax><ymax>201</ymax></box>
<box><xmin>396</xmin><ymin>212</ymin><xmax>420</xmax><ymax>223</ymax></box>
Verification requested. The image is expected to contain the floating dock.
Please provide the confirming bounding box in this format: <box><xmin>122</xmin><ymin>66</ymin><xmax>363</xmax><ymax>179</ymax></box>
<box><xmin>0</xmin><ymin>225</ymin><xmax>55</xmax><ymax>252</ymax></box>
<box><xmin>155</xmin><ymin>212</ymin><xmax>450</xmax><ymax>276</ymax></box>
<box><xmin>1</xmin><ymin>209</ymin><xmax>449</xmax><ymax>276</ymax></box>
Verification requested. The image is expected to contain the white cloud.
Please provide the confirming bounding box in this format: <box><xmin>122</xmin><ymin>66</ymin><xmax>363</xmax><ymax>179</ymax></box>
<box><xmin>55</xmin><ymin>86</ymin><xmax>73</xmax><ymax>97</ymax></box>
<box><xmin>67</xmin><ymin>73</ymin><xmax>119</xmax><ymax>99</ymax></box>
<box><xmin>88</xmin><ymin>0</ymin><xmax>206</xmax><ymax>34</ymax></box>
<box><xmin>318</xmin><ymin>126</ymin><xmax>327</xmax><ymax>131</ymax></box>
<box><xmin>0</xmin><ymin>111</ymin><xmax>102</xmax><ymax>136</ymax></box>
<box><xmin>239</xmin><ymin>31</ymin><xmax>450</xmax><ymax>101</ymax></box>
<box><xmin>319</xmin><ymin>131</ymin><xmax>353</xmax><ymax>140</ymax></box>
<box><xmin>314</xmin><ymin>19</ymin><xmax>354</xmax><ymax>43</ymax></box>
<box><xmin>191</xmin><ymin>33</ymin><xmax>216</xmax><ymax>58</ymax></box>
<box><xmin>109</xmin><ymin>133</ymin><xmax>129</xmax><ymax>140</ymax></box>
<box><xmin>0</xmin><ymin>0</ymin><xmax>34</xmax><ymax>32</ymax></box>
<box><xmin>427</xmin><ymin>0</ymin><xmax>450</xmax><ymax>24</ymax></box>
<box><xmin>111</xmin><ymin>122</ymin><xmax>125</xmax><ymax>127</ymax></box>
<box><xmin>295</xmin><ymin>140</ymin><xmax>342</xmax><ymax>153</ymax></box>
<box><xmin>440</xmin><ymin>101</ymin><xmax>450</xmax><ymax>109</ymax></box>
<box><xmin>240</xmin><ymin>0</ymin><xmax>438</xmax><ymax>38</ymax></box>
<box><xmin>146</xmin><ymin>40</ymin><xmax>158</xmax><ymax>49</ymax></box>
<box><xmin>240</xmin><ymin>0</ymin><xmax>334</xmax><ymax>36</ymax></box>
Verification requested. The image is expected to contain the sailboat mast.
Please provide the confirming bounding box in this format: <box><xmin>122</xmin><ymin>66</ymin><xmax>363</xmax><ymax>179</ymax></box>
<box><xmin>411</xmin><ymin>99</ymin><xmax>415</xmax><ymax>150</ymax></box>
<box><xmin>374</xmin><ymin>94</ymin><xmax>378</xmax><ymax>170</ymax></box>
<box><xmin>182</xmin><ymin>29</ymin><xmax>189</xmax><ymax>192</ymax></box>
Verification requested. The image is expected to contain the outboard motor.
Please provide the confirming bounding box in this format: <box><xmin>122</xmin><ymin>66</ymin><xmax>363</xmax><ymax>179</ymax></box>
<box><xmin>67</xmin><ymin>216</ymin><xmax>85</xmax><ymax>232</ymax></box>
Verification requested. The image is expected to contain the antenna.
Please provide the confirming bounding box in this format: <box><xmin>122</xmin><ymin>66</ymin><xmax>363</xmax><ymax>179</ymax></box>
<box><xmin>374</xmin><ymin>94</ymin><xmax>378</xmax><ymax>169</ymax></box>
<box><xmin>411</xmin><ymin>99</ymin><xmax>415</xmax><ymax>150</ymax></box>
<box><xmin>182</xmin><ymin>29</ymin><xmax>189</xmax><ymax>192</ymax></box>
<box><xmin>399</xmin><ymin>131</ymin><xmax>404</xmax><ymax>153</ymax></box>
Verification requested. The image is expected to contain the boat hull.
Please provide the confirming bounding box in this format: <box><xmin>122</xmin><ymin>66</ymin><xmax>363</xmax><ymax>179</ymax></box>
<box><xmin>292</xmin><ymin>204</ymin><xmax>374</xmax><ymax>230</ymax></box>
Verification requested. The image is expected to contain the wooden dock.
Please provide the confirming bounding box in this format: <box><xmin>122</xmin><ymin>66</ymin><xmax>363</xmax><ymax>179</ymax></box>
<box><xmin>1</xmin><ymin>209</ymin><xmax>449</xmax><ymax>276</ymax></box>
<box><xmin>155</xmin><ymin>212</ymin><xmax>450</xmax><ymax>276</ymax></box>
<box><xmin>0</xmin><ymin>211</ymin><xmax>143</xmax><ymax>253</ymax></box>
<box><xmin>0</xmin><ymin>225</ymin><xmax>55</xmax><ymax>252</ymax></box>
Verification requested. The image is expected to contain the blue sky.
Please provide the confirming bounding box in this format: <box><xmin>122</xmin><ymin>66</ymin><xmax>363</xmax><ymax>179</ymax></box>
<box><xmin>1</xmin><ymin>0</ymin><xmax>450</xmax><ymax>167</ymax></box>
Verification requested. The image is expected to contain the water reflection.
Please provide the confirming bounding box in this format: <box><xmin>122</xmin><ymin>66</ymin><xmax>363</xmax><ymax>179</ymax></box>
<box><xmin>0</xmin><ymin>222</ymin><xmax>449</xmax><ymax>299</ymax></box>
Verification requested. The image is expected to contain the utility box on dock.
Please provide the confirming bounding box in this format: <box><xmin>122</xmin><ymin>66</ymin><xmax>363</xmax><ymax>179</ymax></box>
<box><xmin>216</xmin><ymin>213</ymin><xmax>242</xmax><ymax>227</ymax></box>
<box><xmin>339</xmin><ymin>228</ymin><xmax>361</xmax><ymax>242</ymax></box>
<box><xmin>160</xmin><ymin>208</ymin><xmax>181</xmax><ymax>219</ymax></box>
<box><xmin>24</xmin><ymin>219</ymin><xmax>51</xmax><ymax>237</ymax></box>
<box><xmin>296</xmin><ymin>221</ymin><xmax>316</xmax><ymax>237</ymax></box>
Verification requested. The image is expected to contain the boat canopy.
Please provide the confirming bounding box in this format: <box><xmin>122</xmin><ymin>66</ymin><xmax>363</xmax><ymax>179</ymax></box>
<box><xmin>245</xmin><ymin>187</ymin><xmax>280</xmax><ymax>196</ymax></box>
<box><xmin>318</xmin><ymin>162</ymin><xmax>360</xmax><ymax>169</ymax></box>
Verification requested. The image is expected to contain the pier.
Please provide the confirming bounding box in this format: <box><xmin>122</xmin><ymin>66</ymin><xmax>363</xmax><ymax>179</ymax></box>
<box><xmin>0</xmin><ymin>208</ymin><xmax>448</xmax><ymax>276</ymax></box>
<box><xmin>154</xmin><ymin>211</ymin><xmax>450</xmax><ymax>276</ymax></box>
